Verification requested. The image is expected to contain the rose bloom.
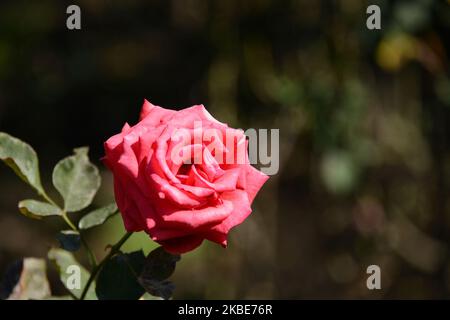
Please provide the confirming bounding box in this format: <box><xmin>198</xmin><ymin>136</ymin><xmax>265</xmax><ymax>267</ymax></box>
<box><xmin>103</xmin><ymin>100</ymin><xmax>268</xmax><ymax>254</ymax></box>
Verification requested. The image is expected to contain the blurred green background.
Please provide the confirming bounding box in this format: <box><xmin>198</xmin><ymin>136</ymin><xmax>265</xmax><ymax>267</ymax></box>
<box><xmin>0</xmin><ymin>0</ymin><xmax>450</xmax><ymax>299</ymax></box>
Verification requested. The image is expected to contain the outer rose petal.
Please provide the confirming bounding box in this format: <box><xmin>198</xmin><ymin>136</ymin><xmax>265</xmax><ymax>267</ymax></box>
<box><xmin>209</xmin><ymin>189</ymin><xmax>252</xmax><ymax>237</ymax></box>
<box><xmin>204</xmin><ymin>229</ymin><xmax>228</xmax><ymax>247</ymax></box>
<box><xmin>158</xmin><ymin>235</ymin><xmax>204</xmax><ymax>254</ymax></box>
<box><xmin>169</xmin><ymin>104</ymin><xmax>226</xmax><ymax>128</ymax></box>
<box><xmin>139</xmin><ymin>99</ymin><xmax>156</xmax><ymax>120</ymax></box>
<box><xmin>139</xmin><ymin>99</ymin><xmax>176</xmax><ymax>126</ymax></box>
<box><xmin>150</xmin><ymin>227</ymin><xmax>193</xmax><ymax>241</ymax></box>
<box><xmin>113</xmin><ymin>174</ymin><xmax>144</xmax><ymax>232</ymax></box>
<box><xmin>185</xmin><ymin>190</ymin><xmax>253</xmax><ymax>249</ymax></box>
<box><xmin>104</xmin><ymin>133</ymin><xmax>125</xmax><ymax>166</ymax></box>
<box><xmin>114</xmin><ymin>166</ymin><xmax>158</xmax><ymax>231</ymax></box>
<box><xmin>245</xmin><ymin>165</ymin><xmax>269</xmax><ymax>203</ymax></box>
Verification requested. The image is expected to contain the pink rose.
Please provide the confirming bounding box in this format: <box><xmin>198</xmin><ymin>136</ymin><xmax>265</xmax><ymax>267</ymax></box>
<box><xmin>103</xmin><ymin>100</ymin><xmax>268</xmax><ymax>254</ymax></box>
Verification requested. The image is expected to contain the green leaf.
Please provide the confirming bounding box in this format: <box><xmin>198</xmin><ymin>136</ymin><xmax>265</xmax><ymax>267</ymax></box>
<box><xmin>52</xmin><ymin>147</ymin><xmax>101</xmax><ymax>212</ymax></box>
<box><xmin>140</xmin><ymin>246</ymin><xmax>180</xmax><ymax>281</ymax></box>
<box><xmin>138</xmin><ymin>278</ymin><xmax>175</xmax><ymax>300</ymax></box>
<box><xmin>47</xmin><ymin>248</ymin><xmax>97</xmax><ymax>300</ymax></box>
<box><xmin>44</xmin><ymin>295</ymin><xmax>73</xmax><ymax>300</ymax></box>
<box><xmin>96</xmin><ymin>251</ymin><xmax>145</xmax><ymax>300</ymax></box>
<box><xmin>56</xmin><ymin>230</ymin><xmax>81</xmax><ymax>252</ymax></box>
<box><xmin>0</xmin><ymin>132</ymin><xmax>44</xmax><ymax>195</ymax></box>
<box><xmin>18</xmin><ymin>199</ymin><xmax>61</xmax><ymax>219</ymax></box>
<box><xmin>138</xmin><ymin>246</ymin><xmax>180</xmax><ymax>300</ymax></box>
<box><xmin>139</xmin><ymin>292</ymin><xmax>162</xmax><ymax>300</ymax></box>
<box><xmin>78</xmin><ymin>203</ymin><xmax>118</xmax><ymax>230</ymax></box>
<box><xmin>0</xmin><ymin>258</ymin><xmax>51</xmax><ymax>300</ymax></box>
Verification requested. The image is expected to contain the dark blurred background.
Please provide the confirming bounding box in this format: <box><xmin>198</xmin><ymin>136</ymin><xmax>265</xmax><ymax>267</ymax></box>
<box><xmin>0</xmin><ymin>0</ymin><xmax>449</xmax><ymax>299</ymax></box>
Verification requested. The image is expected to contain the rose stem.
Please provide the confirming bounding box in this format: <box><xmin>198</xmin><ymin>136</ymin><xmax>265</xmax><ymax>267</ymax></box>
<box><xmin>80</xmin><ymin>231</ymin><xmax>133</xmax><ymax>300</ymax></box>
<box><xmin>40</xmin><ymin>191</ymin><xmax>98</xmax><ymax>268</ymax></box>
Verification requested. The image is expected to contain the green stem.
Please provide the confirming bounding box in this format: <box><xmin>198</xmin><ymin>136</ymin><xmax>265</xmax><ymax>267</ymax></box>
<box><xmin>40</xmin><ymin>190</ymin><xmax>57</xmax><ymax>207</ymax></box>
<box><xmin>62</xmin><ymin>211</ymin><xmax>97</xmax><ymax>267</ymax></box>
<box><xmin>40</xmin><ymin>191</ymin><xmax>98</xmax><ymax>268</ymax></box>
<box><xmin>62</xmin><ymin>211</ymin><xmax>77</xmax><ymax>231</ymax></box>
<box><xmin>80</xmin><ymin>231</ymin><xmax>133</xmax><ymax>300</ymax></box>
<box><xmin>81</xmin><ymin>236</ymin><xmax>98</xmax><ymax>267</ymax></box>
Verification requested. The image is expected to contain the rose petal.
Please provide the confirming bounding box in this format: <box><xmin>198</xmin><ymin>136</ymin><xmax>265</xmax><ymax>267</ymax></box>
<box><xmin>113</xmin><ymin>175</ymin><xmax>144</xmax><ymax>232</ymax></box>
<box><xmin>139</xmin><ymin>99</ymin><xmax>156</xmax><ymax>120</ymax></box>
<box><xmin>150</xmin><ymin>173</ymin><xmax>202</xmax><ymax>207</ymax></box>
<box><xmin>210</xmin><ymin>190</ymin><xmax>252</xmax><ymax>235</ymax></box>
<box><xmin>139</xmin><ymin>99</ymin><xmax>175</xmax><ymax>124</ymax></box>
<box><xmin>157</xmin><ymin>235</ymin><xmax>204</xmax><ymax>254</ymax></box>
<box><xmin>200</xmin><ymin>147</ymin><xmax>225</xmax><ymax>180</ymax></box>
<box><xmin>204</xmin><ymin>229</ymin><xmax>228</xmax><ymax>247</ymax></box>
<box><xmin>160</xmin><ymin>199</ymin><xmax>233</xmax><ymax>229</ymax></box>
<box><xmin>190</xmin><ymin>165</ymin><xmax>239</xmax><ymax>192</ymax></box>
<box><xmin>175</xmin><ymin>182</ymin><xmax>215</xmax><ymax>198</ymax></box>
<box><xmin>244</xmin><ymin>165</ymin><xmax>269</xmax><ymax>203</ymax></box>
<box><xmin>117</xmin><ymin>142</ymin><xmax>139</xmax><ymax>178</ymax></box>
<box><xmin>153</xmin><ymin>127</ymin><xmax>181</xmax><ymax>184</ymax></box>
